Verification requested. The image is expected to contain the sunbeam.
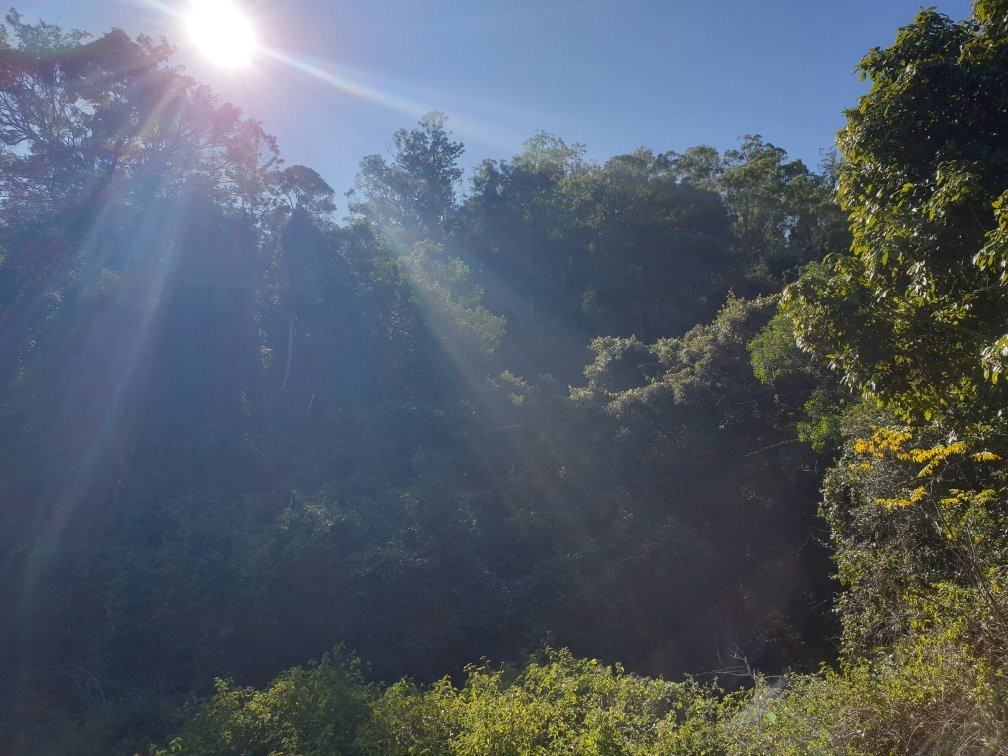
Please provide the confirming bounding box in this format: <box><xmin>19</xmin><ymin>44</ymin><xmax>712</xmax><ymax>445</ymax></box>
<box><xmin>259</xmin><ymin>46</ymin><xmax>431</xmax><ymax>120</ymax></box>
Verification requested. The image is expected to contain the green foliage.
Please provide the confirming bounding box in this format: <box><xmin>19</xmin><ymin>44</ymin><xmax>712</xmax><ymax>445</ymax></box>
<box><xmin>153</xmin><ymin>650</ymin><xmax>379</xmax><ymax>756</ymax></box>
<box><xmin>402</xmin><ymin>240</ymin><xmax>506</xmax><ymax>353</ymax></box>
<box><xmin>4</xmin><ymin>4</ymin><xmax>953</xmax><ymax>754</ymax></box>
<box><xmin>748</xmin><ymin>295</ymin><xmax>847</xmax><ymax>452</ymax></box>
<box><xmin>348</xmin><ymin>111</ymin><xmax>464</xmax><ymax>243</ymax></box>
<box><xmin>565</xmin><ymin>296</ymin><xmax>835</xmax><ymax>672</ymax></box>
<box><xmin>156</xmin><ymin>649</ymin><xmax>728</xmax><ymax>756</ymax></box>
<box><xmin>724</xmin><ymin>582</ymin><xmax>1008</xmax><ymax>755</ymax></box>
<box><xmin>719</xmin><ymin>136</ymin><xmax>847</xmax><ymax>272</ymax></box>
<box><xmin>361</xmin><ymin>649</ymin><xmax>727</xmax><ymax>755</ymax></box>
<box><xmin>784</xmin><ymin>5</ymin><xmax>1008</xmax><ymax>421</ymax></box>
<box><xmin>773</xmin><ymin>1</ymin><xmax>1008</xmax><ymax>669</ymax></box>
<box><xmin>462</xmin><ymin>131</ymin><xmax>837</xmax><ymax>381</ymax></box>
<box><xmin>748</xmin><ymin>308</ymin><xmax>797</xmax><ymax>385</ymax></box>
<box><xmin>812</xmin><ymin>408</ymin><xmax>1008</xmax><ymax>657</ymax></box>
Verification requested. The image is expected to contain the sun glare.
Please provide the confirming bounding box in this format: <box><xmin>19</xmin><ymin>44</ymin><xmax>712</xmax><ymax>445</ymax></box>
<box><xmin>185</xmin><ymin>0</ymin><xmax>256</xmax><ymax>68</ymax></box>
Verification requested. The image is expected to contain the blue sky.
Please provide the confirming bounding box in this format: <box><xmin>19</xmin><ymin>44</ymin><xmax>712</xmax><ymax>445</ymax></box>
<box><xmin>25</xmin><ymin>1</ymin><xmax>972</xmax><ymax>211</ymax></box>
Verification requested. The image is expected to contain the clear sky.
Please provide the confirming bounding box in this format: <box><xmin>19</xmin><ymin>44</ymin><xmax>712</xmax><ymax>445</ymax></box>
<box><xmin>24</xmin><ymin>1</ymin><xmax>972</xmax><ymax>212</ymax></box>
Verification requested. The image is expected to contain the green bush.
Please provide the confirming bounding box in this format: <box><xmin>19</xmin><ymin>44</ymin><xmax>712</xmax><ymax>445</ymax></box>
<box><xmin>722</xmin><ymin>586</ymin><xmax>1008</xmax><ymax>755</ymax></box>
<box><xmin>357</xmin><ymin>648</ymin><xmax>726</xmax><ymax>755</ymax></box>
<box><xmin>154</xmin><ymin>648</ymin><xmax>729</xmax><ymax>755</ymax></box>
<box><xmin>153</xmin><ymin>649</ymin><xmax>378</xmax><ymax>756</ymax></box>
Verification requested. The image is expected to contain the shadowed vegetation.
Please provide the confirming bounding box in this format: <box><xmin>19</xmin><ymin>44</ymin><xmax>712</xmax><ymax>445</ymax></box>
<box><xmin>3</xmin><ymin>2</ymin><xmax>1008</xmax><ymax>753</ymax></box>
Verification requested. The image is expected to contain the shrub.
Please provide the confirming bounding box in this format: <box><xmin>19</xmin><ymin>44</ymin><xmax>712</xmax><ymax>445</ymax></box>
<box><xmin>357</xmin><ymin>648</ymin><xmax>726</xmax><ymax>755</ymax></box>
<box><xmin>153</xmin><ymin>649</ymin><xmax>378</xmax><ymax>756</ymax></box>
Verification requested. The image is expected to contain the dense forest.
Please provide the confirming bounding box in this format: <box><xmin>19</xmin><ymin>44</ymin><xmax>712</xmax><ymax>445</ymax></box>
<box><xmin>1</xmin><ymin>2</ymin><xmax>1007</xmax><ymax>753</ymax></box>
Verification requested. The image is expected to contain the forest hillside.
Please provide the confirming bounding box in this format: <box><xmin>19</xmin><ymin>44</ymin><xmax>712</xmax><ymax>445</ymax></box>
<box><xmin>2</xmin><ymin>2</ymin><xmax>1008</xmax><ymax>753</ymax></box>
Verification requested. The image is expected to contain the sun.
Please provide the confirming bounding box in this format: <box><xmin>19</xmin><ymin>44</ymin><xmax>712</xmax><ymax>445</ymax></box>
<box><xmin>185</xmin><ymin>0</ymin><xmax>256</xmax><ymax>68</ymax></box>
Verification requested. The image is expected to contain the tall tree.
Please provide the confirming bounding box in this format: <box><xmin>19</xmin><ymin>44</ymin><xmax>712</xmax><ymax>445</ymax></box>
<box><xmin>782</xmin><ymin>1</ymin><xmax>1008</xmax><ymax>659</ymax></box>
<box><xmin>347</xmin><ymin>111</ymin><xmax>463</xmax><ymax>244</ymax></box>
<box><xmin>785</xmin><ymin>4</ymin><xmax>1008</xmax><ymax>420</ymax></box>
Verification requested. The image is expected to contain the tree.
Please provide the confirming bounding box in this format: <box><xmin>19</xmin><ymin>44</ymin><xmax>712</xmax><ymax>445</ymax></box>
<box><xmin>270</xmin><ymin>164</ymin><xmax>336</xmax><ymax>220</ymax></box>
<box><xmin>784</xmin><ymin>5</ymin><xmax>1008</xmax><ymax>420</ymax></box>
<box><xmin>781</xmin><ymin>0</ymin><xmax>1008</xmax><ymax>664</ymax></box>
<box><xmin>0</xmin><ymin>10</ymin><xmax>278</xmax><ymax>218</ymax></box>
<box><xmin>347</xmin><ymin>111</ymin><xmax>463</xmax><ymax>244</ymax></box>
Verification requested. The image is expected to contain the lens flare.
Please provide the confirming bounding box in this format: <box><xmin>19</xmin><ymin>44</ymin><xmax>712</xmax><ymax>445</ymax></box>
<box><xmin>186</xmin><ymin>0</ymin><xmax>256</xmax><ymax>68</ymax></box>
